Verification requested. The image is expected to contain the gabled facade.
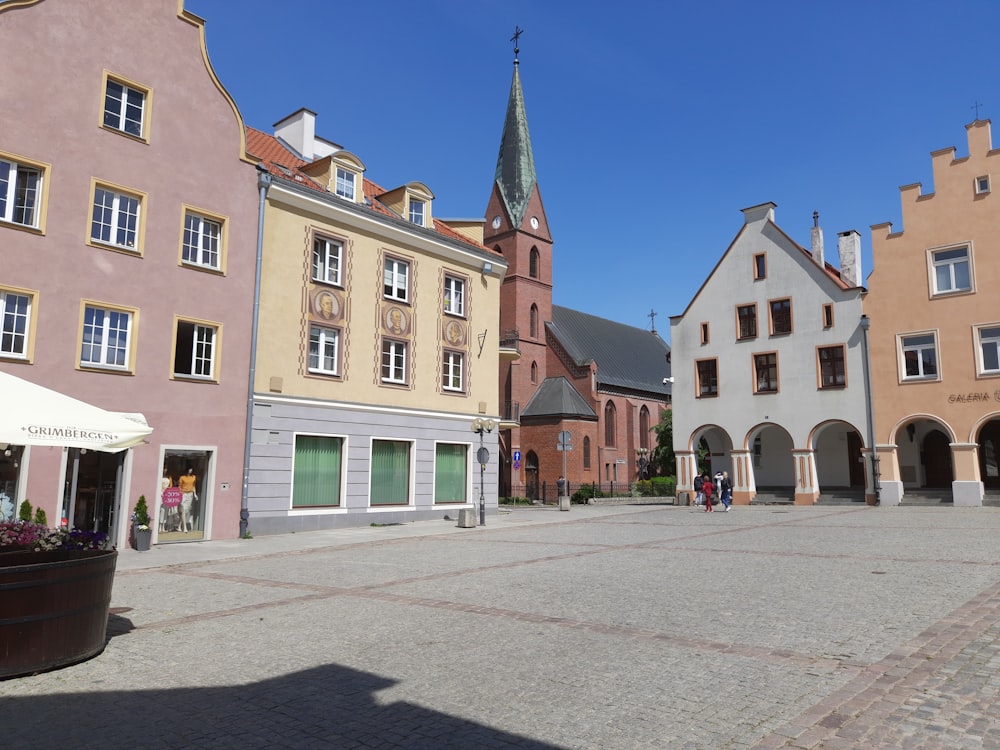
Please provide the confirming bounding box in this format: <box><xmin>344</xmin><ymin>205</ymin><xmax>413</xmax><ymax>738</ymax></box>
<box><xmin>671</xmin><ymin>203</ymin><xmax>870</xmax><ymax>504</ymax></box>
<box><xmin>245</xmin><ymin>110</ymin><xmax>507</xmax><ymax>532</ymax></box>
<box><xmin>867</xmin><ymin>120</ymin><xmax>1000</xmax><ymax>506</ymax></box>
<box><xmin>0</xmin><ymin>0</ymin><xmax>258</xmax><ymax>545</ymax></box>
<box><xmin>484</xmin><ymin>57</ymin><xmax>671</xmax><ymax>499</ymax></box>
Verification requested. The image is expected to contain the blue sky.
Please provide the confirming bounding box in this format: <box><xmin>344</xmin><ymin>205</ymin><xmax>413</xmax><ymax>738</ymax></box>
<box><xmin>188</xmin><ymin>0</ymin><xmax>1000</xmax><ymax>341</ymax></box>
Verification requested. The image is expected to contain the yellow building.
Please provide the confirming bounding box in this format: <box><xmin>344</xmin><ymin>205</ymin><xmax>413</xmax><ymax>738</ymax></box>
<box><xmin>245</xmin><ymin>110</ymin><xmax>506</xmax><ymax>532</ymax></box>
<box><xmin>867</xmin><ymin>120</ymin><xmax>1000</xmax><ymax>506</ymax></box>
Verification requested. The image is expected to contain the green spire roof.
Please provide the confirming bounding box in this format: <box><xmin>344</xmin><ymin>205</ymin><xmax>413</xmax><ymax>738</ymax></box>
<box><xmin>494</xmin><ymin>64</ymin><xmax>537</xmax><ymax>227</ymax></box>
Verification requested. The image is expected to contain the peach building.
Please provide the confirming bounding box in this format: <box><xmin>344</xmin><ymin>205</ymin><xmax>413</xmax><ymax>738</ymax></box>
<box><xmin>867</xmin><ymin>120</ymin><xmax>1000</xmax><ymax>506</ymax></box>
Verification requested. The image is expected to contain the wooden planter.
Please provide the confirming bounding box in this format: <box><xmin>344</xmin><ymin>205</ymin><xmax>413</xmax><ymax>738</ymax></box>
<box><xmin>0</xmin><ymin>549</ymin><xmax>117</xmax><ymax>679</ymax></box>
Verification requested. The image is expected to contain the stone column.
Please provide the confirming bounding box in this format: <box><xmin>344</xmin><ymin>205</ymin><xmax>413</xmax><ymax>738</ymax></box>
<box><xmin>675</xmin><ymin>451</ymin><xmax>696</xmax><ymax>505</ymax></box>
<box><xmin>792</xmin><ymin>449</ymin><xmax>819</xmax><ymax>505</ymax></box>
<box><xmin>730</xmin><ymin>450</ymin><xmax>755</xmax><ymax>505</ymax></box>
<box><xmin>951</xmin><ymin>442</ymin><xmax>984</xmax><ymax>506</ymax></box>
<box><xmin>874</xmin><ymin>444</ymin><xmax>901</xmax><ymax>506</ymax></box>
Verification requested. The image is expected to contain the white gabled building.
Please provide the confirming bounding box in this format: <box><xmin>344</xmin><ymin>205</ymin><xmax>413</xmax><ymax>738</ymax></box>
<box><xmin>670</xmin><ymin>202</ymin><xmax>873</xmax><ymax>505</ymax></box>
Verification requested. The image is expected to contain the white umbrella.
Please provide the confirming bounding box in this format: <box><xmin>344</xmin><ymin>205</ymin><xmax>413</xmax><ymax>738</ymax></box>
<box><xmin>0</xmin><ymin>370</ymin><xmax>153</xmax><ymax>452</ymax></box>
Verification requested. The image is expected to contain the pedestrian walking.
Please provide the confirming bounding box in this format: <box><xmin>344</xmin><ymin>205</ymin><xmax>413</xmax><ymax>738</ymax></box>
<box><xmin>703</xmin><ymin>475</ymin><xmax>714</xmax><ymax>512</ymax></box>
<box><xmin>720</xmin><ymin>470</ymin><xmax>732</xmax><ymax>511</ymax></box>
<box><xmin>693</xmin><ymin>473</ymin><xmax>704</xmax><ymax>507</ymax></box>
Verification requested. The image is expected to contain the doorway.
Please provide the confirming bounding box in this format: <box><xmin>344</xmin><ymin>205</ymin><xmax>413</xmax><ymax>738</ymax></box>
<box><xmin>922</xmin><ymin>430</ymin><xmax>953</xmax><ymax>488</ymax></box>
<box><xmin>847</xmin><ymin>431</ymin><xmax>865</xmax><ymax>488</ymax></box>
<box><xmin>978</xmin><ymin>420</ymin><xmax>1000</xmax><ymax>490</ymax></box>
<box><xmin>63</xmin><ymin>448</ymin><xmax>124</xmax><ymax>535</ymax></box>
<box><xmin>525</xmin><ymin>451</ymin><xmax>539</xmax><ymax>501</ymax></box>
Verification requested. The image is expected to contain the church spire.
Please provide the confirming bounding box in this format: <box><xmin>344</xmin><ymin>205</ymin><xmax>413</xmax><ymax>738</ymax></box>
<box><xmin>494</xmin><ymin>28</ymin><xmax>537</xmax><ymax>229</ymax></box>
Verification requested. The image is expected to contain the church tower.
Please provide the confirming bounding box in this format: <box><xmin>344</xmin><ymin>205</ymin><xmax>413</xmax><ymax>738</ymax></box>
<box><xmin>483</xmin><ymin>34</ymin><xmax>554</xmax><ymax>497</ymax></box>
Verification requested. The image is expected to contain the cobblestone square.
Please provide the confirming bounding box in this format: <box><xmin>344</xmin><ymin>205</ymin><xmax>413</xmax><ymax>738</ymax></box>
<box><xmin>3</xmin><ymin>504</ymin><xmax>999</xmax><ymax>749</ymax></box>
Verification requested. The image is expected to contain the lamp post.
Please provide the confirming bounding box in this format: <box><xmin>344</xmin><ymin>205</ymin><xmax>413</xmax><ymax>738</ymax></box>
<box><xmin>636</xmin><ymin>447</ymin><xmax>649</xmax><ymax>480</ymax></box>
<box><xmin>471</xmin><ymin>418</ymin><xmax>496</xmax><ymax>525</ymax></box>
<box><xmin>860</xmin><ymin>315</ymin><xmax>881</xmax><ymax>505</ymax></box>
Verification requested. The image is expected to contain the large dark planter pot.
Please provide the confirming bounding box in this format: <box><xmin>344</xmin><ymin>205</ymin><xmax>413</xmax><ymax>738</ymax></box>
<box><xmin>0</xmin><ymin>549</ymin><xmax>117</xmax><ymax>679</ymax></box>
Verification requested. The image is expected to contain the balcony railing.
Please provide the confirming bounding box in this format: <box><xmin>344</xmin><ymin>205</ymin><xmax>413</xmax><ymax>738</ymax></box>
<box><xmin>499</xmin><ymin>328</ymin><xmax>519</xmax><ymax>351</ymax></box>
<box><xmin>501</xmin><ymin>400</ymin><xmax>520</xmax><ymax>423</ymax></box>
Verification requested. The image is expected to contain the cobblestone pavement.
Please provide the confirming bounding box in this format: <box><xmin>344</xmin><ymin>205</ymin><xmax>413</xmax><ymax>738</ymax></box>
<box><xmin>3</xmin><ymin>504</ymin><xmax>1000</xmax><ymax>749</ymax></box>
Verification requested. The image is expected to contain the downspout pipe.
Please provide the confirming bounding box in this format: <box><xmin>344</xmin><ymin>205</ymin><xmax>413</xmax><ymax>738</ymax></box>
<box><xmin>860</xmin><ymin>314</ymin><xmax>880</xmax><ymax>505</ymax></box>
<box><xmin>241</xmin><ymin>164</ymin><xmax>271</xmax><ymax>538</ymax></box>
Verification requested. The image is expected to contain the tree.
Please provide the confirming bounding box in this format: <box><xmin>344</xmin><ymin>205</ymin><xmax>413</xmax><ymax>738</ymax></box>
<box><xmin>651</xmin><ymin>410</ymin><xmax>676</xmax><ymax>477</ymax></box>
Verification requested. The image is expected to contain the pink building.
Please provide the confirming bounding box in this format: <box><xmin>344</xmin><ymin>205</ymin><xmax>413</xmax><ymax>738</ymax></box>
<box><xmin>0</xmin><ymin>0</ymin><xmax>258</xmax><ymax>545</ymax></box>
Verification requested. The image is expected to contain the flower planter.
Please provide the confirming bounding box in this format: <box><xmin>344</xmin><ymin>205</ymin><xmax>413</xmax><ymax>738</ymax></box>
<box><xmin>0</xmin><ymin>549</ymin><xmax>117</xmax><ymax>678</ymax></box>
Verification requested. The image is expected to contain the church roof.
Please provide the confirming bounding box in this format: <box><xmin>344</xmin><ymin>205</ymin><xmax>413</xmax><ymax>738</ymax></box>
<box><xmin>548</xmin><ymin>306</ymin><xmax>672</xmax><ymax>397</ymax></box>
<box><xmin>493</xmin><ymin>64</ymin><xmax>537</xmax><ymax>227</ymax></box>
<box><xmin>521</xmin><ymin>376</ymin><xmax>598</xmax><ymax>420</ymax></box>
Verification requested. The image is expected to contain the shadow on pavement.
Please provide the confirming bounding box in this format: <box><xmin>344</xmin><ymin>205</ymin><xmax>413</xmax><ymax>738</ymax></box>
<box><xmin>2</xmin><ymin>662</ymin><xmax>568</xmax><ymax>749</ymax></box>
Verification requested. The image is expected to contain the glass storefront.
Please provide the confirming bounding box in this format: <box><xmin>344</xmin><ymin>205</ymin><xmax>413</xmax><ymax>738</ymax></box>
<box><xmin>157</xmin><ymin>449</ymin><xmax>211</xmax><ymax>542</ymax></box>
<box><xmin>0</xmin><ymin>445</ymin><xmax>24</xmax><ymax>520</ymax></box>
<box><xmin>62</xmin><ymin>448</ymin><xmax>124</xmax><ymax>534</ymax></box>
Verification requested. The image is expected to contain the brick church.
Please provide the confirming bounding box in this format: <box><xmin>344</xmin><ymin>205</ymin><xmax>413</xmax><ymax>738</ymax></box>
<box><xmin>483</xmin><ymin>48</ymin><xmax>672</xmax><ymax>500</ymax></box>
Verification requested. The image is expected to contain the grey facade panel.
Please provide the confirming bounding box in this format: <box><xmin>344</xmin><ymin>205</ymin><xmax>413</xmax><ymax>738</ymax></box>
<box><xmin>247</xmin><ymin>399</ymin><xmax>497</xmax><ymax>534</ymax></box>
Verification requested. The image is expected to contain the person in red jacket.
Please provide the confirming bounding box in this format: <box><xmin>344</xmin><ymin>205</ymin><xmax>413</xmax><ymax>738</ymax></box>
<box><xmin>702</xmin><ymin>474</ymin><xmax>714</xmax><ymax>512</ymax></box>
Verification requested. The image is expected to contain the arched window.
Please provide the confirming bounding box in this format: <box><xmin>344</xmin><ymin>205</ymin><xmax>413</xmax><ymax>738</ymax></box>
<box><xmin>530</xmin><ymin>360</ymin><xmax>538</xmax><ymax>384</ymax></box>
<box><xmin>604</xmin><ymin>401</ymin><xmax>617</xmax><ymax>447</ymax></box>
<box><xmin>639</xmin><ymin>406</ymin><xmax>650</xmax><ymax>450</ymax></box>
<box><xmin>529</xmin><ymin>247</ymin><xmax>540</xmax><ymax>278</ymax></box>
<box><xmin>583</xmin><ymin>436</ymin><xmax>591</xmax><ymax>469</ymax></box>
<box><xmin>530</xmin><ymin>304</ymin><xmax>538</xmax><ymax>338</ymax></box>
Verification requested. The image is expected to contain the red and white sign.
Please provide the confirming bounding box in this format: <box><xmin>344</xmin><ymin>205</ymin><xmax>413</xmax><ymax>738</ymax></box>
<box><xmin>162</xmin><ymin>486</ymin><xmax>182</xmax><ymax>508</ymax></box>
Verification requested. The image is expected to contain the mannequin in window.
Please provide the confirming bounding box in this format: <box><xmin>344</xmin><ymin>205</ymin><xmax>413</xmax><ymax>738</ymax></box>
<box><xmin>177</xmin><ymin>467</ymin><xmax>198</xmax><ymax>533</ymax></box>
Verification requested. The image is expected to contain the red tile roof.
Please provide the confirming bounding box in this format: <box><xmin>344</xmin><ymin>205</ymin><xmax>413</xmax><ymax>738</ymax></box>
<box><xmin>246</xmin><ymin>127</ymin><xmax>495</xmax><ymax>255</ymax></box>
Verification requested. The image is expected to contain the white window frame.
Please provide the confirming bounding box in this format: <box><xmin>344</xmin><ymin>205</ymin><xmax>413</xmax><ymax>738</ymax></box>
<box><xmin>442</xmin><ymin>350</ymin><xmax>464</xmax><ymax>392</ymax></box>
<box><xmin>976</xmin><ymin>324</ymin><xmax>1000</xmax><ymax>376</ymax></box>
<box><xmin>174</xmin><ymin>320</ymin><xmax>218</xmax><ymax>380</ymax></box>
<box><xmin>899</xmin><ymin>331</ymin><xmax>939</xmax><ymax>381</ymax></box>
<box><xmin>929</xmin><ymin>245</ymin><xmax>972</xmax><ymax>296</ymax></box>
<box><xmin>383</xmin><ymin>258</ymin><xmax>409</xmax><ymax>302</ymax></box>
<box><xmin>81</xmin><ymin>304</ymin><xmax>133</xmax><ymax>371</ymax></box>
<box><xmin>103</xmin><ymin>77</ymin><xmax>147</xmax><ymax>139</ymax></box>
<box><xmin>409</xmin><ymin>198</ymin><xmax>425</xmax><ymax>226</ymax></box>
<box><xmin>976</xmin><ymin>175</ymin><xmax>991</xmax><ymax>195</ymax></box>
<box><xmin>381</xmin><ymin>339</ymin><xmax>407</xmax><ymax>384</ymax></box>
<box><xmin>309</xmin><ymin>325</ymin><xmax>340</xmax><ymax>376</ymax></box>
<box><xmin>0</xmin><ymin>157</ymin><xmax>43</xmax><ymax>228</ymax></box>
<box><xmin>443</xmin><ymin>275</ymin><xmax>465</xmax><ymax>316</ymax></box>
<box><xmin>0</xmin><ymin>288</ymin><xmax>32</xmax><ymax>359</ymax></box>
<box><xmin>91</xmin><ymin>184</ymin><xmax>141</xmax><ymax>251</ymax></box>
<box><xmin>312</xmin><ymin>237</ymin><xmax>342</xmax><ymax>286</ymax></box>
<box><xmin>182</xmin><ymin>210</ymin><xmax>222</xmax><ymax>270</ymax></box>
<box><xmin>335</xmin><ymin>168</ymin><xmax>356</xmax><ymax>201</ymax></box>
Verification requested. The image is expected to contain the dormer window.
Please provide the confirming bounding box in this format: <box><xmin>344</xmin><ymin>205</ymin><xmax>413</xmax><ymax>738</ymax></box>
<box><xmin>335</xmin><ymin>168</ymin><xmax>356</xmax><ymax>201</ymax></box>
<box><xmin>409</xmin><ymin>198</ymin><xmax>425</xmax><ymax>226</ymax></box>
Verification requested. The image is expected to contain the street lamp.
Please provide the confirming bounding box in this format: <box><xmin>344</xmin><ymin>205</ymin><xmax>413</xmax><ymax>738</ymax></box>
<box><xmin>471</xmin><ymin>417</ymin><xmax>496</xmax><ymax>526</ymax></box>
<box><xmin>635</xmin><ymin>447</ymin><xmax>650</xmax><ymax>480</ymax></box>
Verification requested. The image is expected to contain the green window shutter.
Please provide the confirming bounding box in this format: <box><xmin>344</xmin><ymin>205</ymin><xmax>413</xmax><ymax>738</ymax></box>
<box><xmin>292</xmin><ymin>435</ymin><xmax>342</xmax><ymax>508</ymax></box>
<box><xmin>371</xmin><ymin>440</ymin><xmax>409</xmax><ymax>505</ymax></box>
<box><xmin>434</xmin><ymin>443</ymin><xmax>467</xmax><ymax>503</ymax></box>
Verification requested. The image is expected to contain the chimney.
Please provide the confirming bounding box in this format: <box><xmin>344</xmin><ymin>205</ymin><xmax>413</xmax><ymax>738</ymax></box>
<box><xmin>273</xmin><ymin>108</ymin><xmax>317</xmax><ymax>160</ymax></box>
<box><xmin>837</xmin><ymin>230</ymin><xmax>862</xmax><ymax>287</ymax></box>
<box><xmin>810</xmin><ymin>211</ymin><xmax>824</xmax><ymax>266</ymax></box>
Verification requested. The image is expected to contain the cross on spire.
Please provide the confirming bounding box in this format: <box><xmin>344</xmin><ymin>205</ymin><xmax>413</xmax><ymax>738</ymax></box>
<box><xmin>648</xmin><ymin>309</ymin><xmax>658</xmax><ymax>333</ymax></box>
<box><xmin>972</xmin><ymin>100</ymin><xmax>984</xmax><ymax>120</ymax></box>
<box><xmin>511</xmin><ymin>26</ymin><xmax>523</xmax><ymax>64</ymax></box>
